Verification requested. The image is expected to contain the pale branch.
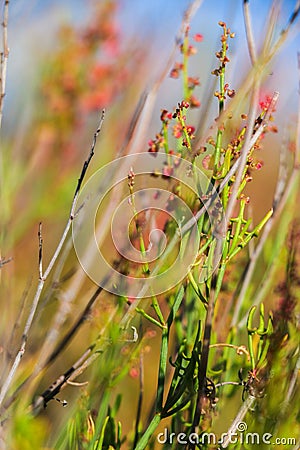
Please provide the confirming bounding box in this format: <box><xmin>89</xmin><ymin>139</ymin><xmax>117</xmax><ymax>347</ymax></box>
<box><xmin>221</xmin><ymin>396</ymin><xmax>256</xmax><ymax>448</ymax></box>
<box><xmin>0</xmin><ymin>0</ymin><xmax>9</xmax><ymax>129</ymax></box>
<box><xmin>230</xmin><ymin>126</ymin><xmax>289</xmax><ymax>328</ymax></box>
<box><xmin>233</xmin><ymin>50</ymin><xmax>300</xmax><ymax>330</ymax></box>
<box><xmin>243</xmin><ymin>0</ymin><xmax>257</xmax><ymax>65</ymax></box>
<box><xmin>7</xmin><ymin>280</ymin><xmax>32</xmax><ymax>361</ymax></box>
<box><xmin>3</xmin><ymin>281</ymin><xmax>107</xmax><ymax>411</ymax></box>
<box><xmin>31</xmin><ymin>324</ymin><xmax>139</xmax><ymax>413</ymax></box>
<box><xmin>71</xmin><ymin>110</ymin><xmax>105</xmax><ymax>216</ymax></box>
<box><xmin>0</xmin><ymin>110</ymin><xmax>105</xmax><ymax>412</ymax></box>
<box><xmin>38</xmin><ymin>222</ymin><xmax>43</xmax><ymax>280</ymax></box>
<box><xmin>0</xmin><ymin>256</ymin><xmax>12</xmax><ymax>268</ymax></box>
<box><xmin>31</xmin><ymin>345</ymin><xmax>97</xmax><ymax>414</ymax></box>
<box><xmin>263</xmin><ymin>0</ymin><xmax>300</xmax><ymax>64</ymax></box>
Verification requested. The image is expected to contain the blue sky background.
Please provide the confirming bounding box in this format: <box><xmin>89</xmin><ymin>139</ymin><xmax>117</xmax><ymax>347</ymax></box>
<box><xmin>2</xmin><ymin>0</ymin><xmax>300</xmax><ymax>106</ymax></box>
<box><xmin>2</xmin><ymin>0</ymin><xmax>299</xmax><ymax>134</ymax></box>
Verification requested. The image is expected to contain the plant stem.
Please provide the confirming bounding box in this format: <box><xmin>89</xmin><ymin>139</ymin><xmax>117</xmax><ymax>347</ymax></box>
<box><xmin>134</xmin><ymin>413</ymin><xmax>161</xmax><ymax>450</ymax></box>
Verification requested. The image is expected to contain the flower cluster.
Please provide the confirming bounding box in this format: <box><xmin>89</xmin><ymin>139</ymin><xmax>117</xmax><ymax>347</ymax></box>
<box><xmin>259</xmin><ymin>94</ymin><xmax>274</xmax><ymax>111</ymax></box>
<box><xmin>212</xmin><ymin>21</ymin><xmax>235</xmax><ymax>102</ymax></box>
<box><xmin>39</xmin><ymin>1</ymin><xmax>136</xmax><ymax>163</ymax></box>
<box><xmin>148</xmin><ymin>101</ymin><xmax>196</xmax><ymax>155</ymax></box>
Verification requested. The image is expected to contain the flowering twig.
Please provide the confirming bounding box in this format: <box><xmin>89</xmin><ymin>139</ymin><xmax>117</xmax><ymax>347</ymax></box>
<box><xmin>57</xmin><ymin>0</ymin><xmax>205</xmax><ymax>323</ymax></box>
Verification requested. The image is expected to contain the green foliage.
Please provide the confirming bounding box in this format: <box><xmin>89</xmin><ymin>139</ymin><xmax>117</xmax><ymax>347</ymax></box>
<box><xmin>1</xmin><ymin>1</ymin><xmax>299</xmax><ymax>450</ymax></box>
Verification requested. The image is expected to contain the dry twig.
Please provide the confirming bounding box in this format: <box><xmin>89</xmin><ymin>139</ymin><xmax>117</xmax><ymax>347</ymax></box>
<box><xmin>0</xmin><ymin>110</ymin><xmax>105</xmax><ymax>412</ymax></box>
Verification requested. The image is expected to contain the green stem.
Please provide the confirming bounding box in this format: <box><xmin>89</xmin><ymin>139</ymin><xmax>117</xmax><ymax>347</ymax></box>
<box><xmin>134</xmin><ymin>413</ymin><xmax>161</xmax><ymax>450</ymax></box>
<box><xmin>162</xmin><ymin>121</ymin><xmax>172</xmax><ymax>167</ymax></box>
<box><xmin>182</xmin><ymin>32</ymin><xmax>189</xmax><ymax>100</ymax></box>
<box><xmin>135</xmin><ymin>308</ymin><xmax>164</xmax><ymax>330</ymax></box>
<box><xmin>129</xmin><ymin>184</ymin><xmax>150</xmax><ymax>274</ymax></box>
<box><xmin>228</xmin><ymin>199</ymin><xmax>246</xmax><ymax>257</ymax></box>
<box><xmin>214</xmin><ymin>128</ymin><xmax>223</xmax><ymax>173</ymax></box>
<box><xmin>178</xmin><ymin>108</ymin><xmax>192</xmax><ymax>150</ymax></box>
<box><xmin>156</xmin><ymin>327</ymin><xmax>168</xmax><ymax>412</ymax></box>
<box><xmin>152</xmin><ymin>295</ymin><xmax>165</xmax><ymax>326</ymax></box>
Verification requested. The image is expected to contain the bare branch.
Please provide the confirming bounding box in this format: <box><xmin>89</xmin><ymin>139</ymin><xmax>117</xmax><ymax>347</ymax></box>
<box><xmin>233</xmin><ymin>50</ymin><xmax>300</xmax><ymax>330</ymax></box>
<box><xmin>230</xmin><ymin>127</ymin><xmax>289</xmax><ymax>328</ymax></box>
<box><xmin>31</xmin><ymin>345</ymin><xmax>96</xmax><ymax>414</ymax></box>
<box><xmin>284</xmin><ymin>0</ymin><xmax>300</xmax><ymax>31</ymax></box>
<box><xmin>221</xmin><ymin>396</ymin><xmax>256</xmax><ymax>448</ymax></box>
<box><xmin>38</xmin><ymin>223</ymin><xmax>43</xmax><ymax>280</ymax></box>
<box><xmin>0</xmin><ymin>110</ymin><xmax>105</xmax><ymax>411</ymax></box>
<box><xmin>0</xmin><ymin>256</ymin><xmax>12</xmax><ymax>268</ymax></box>
<box><xmin>71</xmin><ymin>109</ymin><xmax>105</xmax><ymax>218</ymax></box>
<box><xmin>226</xmin><ymin>90</ymin><xmax>279</xmax><ymax>224</ymax></box>
<box><xmin>0</xmin><ymin>0</ymin><xmax>9</xmax><ymax>128</ymax></box>
<box><xmin>7</xmin><ymin>279</ymin><xmax>32</xmax><ymax>360</ymax></box>
<box><xmin>243</xmin><ymin>0</ymin><xmax>257</xmax><ymax>64</ymax></box>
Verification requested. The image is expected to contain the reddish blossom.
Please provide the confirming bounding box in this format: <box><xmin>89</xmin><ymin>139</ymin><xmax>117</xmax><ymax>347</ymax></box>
<box><xmin>88</xmin><ymin>64</ymin><xmax>110</xmax><ymax>85</ymax></box>
<box><xmin>180</xmin><ymin>100</ymin><xmax>190</xmax><ymax>109</ymax></box>
<box><xmin>129</xmin><ymin>367</ymin><xmax>139</xmax><ymax>378</ymax></box>
<box><xmin>80</xmin><ymin>90</ymin><xmax>112</xmax><ymax>112</ymax></box>
<box><xmin>188</xmin><ymin>76</ymin><xmax>200</xmax><ymax>89</ymax></box>
<box><xmin>189</xmin><ymin>95</ymin><xmax>201</xmax><ymax>108</ymax></box>
<box><xmin>202</xmin><ymin>154</ymin><xmax>212</xmax><ymax>170</ymax></box>
<box><xmin>162</xmin><ymin>166</ymin><xmax>174</xmax><ymax>178</ymax></box>
<box><xmin>166</xmin><ymin>193</ymin><xmax>176</xmax><ymax>211</ymax></box>
<box><xmin>173</xmin><ymin>123</ymin><xmax>183</xmax><ymax>139</ymax></box>
<box><xmin>186</xmin><ymin>125</ymin><xmax>195</xmax><ymax>136</ymax></box>
<box><xmin>148</xmin><ymin>139</ymin><xmax>159</xmax><ymax>153</ymax></box>
<box><xmin>146</xmin><ymin>328</ymin><xmax>156</xmax><ymax>338</ymax></box>
<box><xmin>170</xmin><ymin>68</ymin><xmax>180</xmax><ymax>79</ymax></box>
<box><xmin>259</xmin><ymin>94</ymin><xmax>275</xmax><ymax>111</ymax></box>
<box><xmin>188</xmin><ymin>44</ymin><xmax>197</xmax><ymax>55</ymax></box>
<box><xmin>180</xmin><ymin>43</ymin><xmax>197</xmax><ymax>56</ymax></box>
<box><xmin>160</xmin><ymin>109</ymin><xmax>172</xmax><ymax>122</ymax></box>
<box><xmin>193</xmin><ymin>33</ymin><xmax>203</xmax><ymax>42</ymax></box>
<box><xmin>170</xmin><ymin>62</ymin><xmax>183</xmax><ymax>78</ymax></box>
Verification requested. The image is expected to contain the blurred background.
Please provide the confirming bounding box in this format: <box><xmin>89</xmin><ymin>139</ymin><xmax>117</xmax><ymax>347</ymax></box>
<box><xmin>0</xmin><ymin>0</ymin><xmax>299</xmax><ymax>447</ymax></box>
